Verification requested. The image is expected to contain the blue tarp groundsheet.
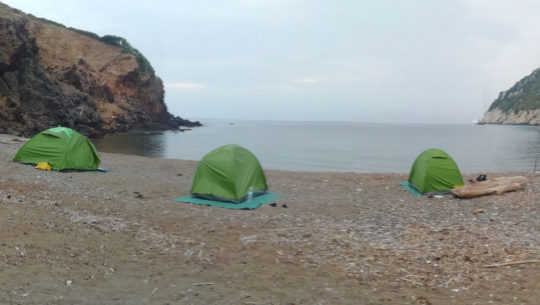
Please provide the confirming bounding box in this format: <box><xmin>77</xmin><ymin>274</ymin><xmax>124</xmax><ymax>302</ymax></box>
<box><xmin>173</xmin><ymin>192</ymin><xmax>283</xmax><ymax>210</ymax></box>
<box><xmin>398</xmin><ymin>181</ymin><xmax>422</xmax><ymax>196</ymax></box>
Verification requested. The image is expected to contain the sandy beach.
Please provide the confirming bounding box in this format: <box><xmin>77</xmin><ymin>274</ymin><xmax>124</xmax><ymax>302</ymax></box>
<box><xmin>0</xmin><ymin>133</ymin><xmax>538</xmax><ymax>305</ymax></box>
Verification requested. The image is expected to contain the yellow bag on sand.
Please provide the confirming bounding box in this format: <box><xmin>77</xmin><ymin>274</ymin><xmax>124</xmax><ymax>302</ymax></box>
<box><xmin>35</xmin><ymin>162</ymin><xmax>51</xmax><ymax>171</ymax></box>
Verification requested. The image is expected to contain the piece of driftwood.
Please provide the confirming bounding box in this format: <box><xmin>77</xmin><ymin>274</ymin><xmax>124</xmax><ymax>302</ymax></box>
<box><xmin>484</xmin><ymin>260</ymin><xmax>539</xmax><ymax>268</ymax></box>
<box><xmin>451</xmin><ymin>176</ymin><xmax>528</xmax><ymax>198</ymax></box>
<box><xmin>192</xmin><ymin>282</ymin><xmax>215</xmax><ymax>286</ymax></box>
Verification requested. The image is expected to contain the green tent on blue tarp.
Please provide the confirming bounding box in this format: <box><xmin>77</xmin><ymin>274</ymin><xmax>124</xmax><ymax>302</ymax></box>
<box><xmin>13</xmin><ymin>127</ymin><xmax>101</xmax><ymax>171</ymax></box>
<box><xmin>405</xmin><ymin>148</ymin><xmax>464</xmax><ymax>194</ymax></box>
<box><xmin>191</xmin><ymin>144</ymin><xmax>268</xmax><ymax>203</ymax></box>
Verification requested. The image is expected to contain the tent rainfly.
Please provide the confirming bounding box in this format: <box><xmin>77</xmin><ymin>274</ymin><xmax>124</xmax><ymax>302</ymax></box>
<box><xmin>13</xmin><ymin>127</ymin><xmax>101</xmax><ymax>171</ymax></box>
<box><xmin>407</xmin><ymin>148</ymin><xmax>464</xmax><ymax>194</ymax></box>
<box><xmin>191</xmin><ymin>144</ymin><xmax>267</xmax><ymax>203</ymax></box>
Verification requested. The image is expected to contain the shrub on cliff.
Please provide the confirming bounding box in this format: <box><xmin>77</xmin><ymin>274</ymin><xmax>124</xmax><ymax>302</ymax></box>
<box><xmin>99</xmin><ymin>35</ymin><xmax>155</xmax><ymax>76</ymax></box>
<box><xmin>69</xmin><ymin>28</ymin><xmax>101</xmax><ymax>40</ymax></box>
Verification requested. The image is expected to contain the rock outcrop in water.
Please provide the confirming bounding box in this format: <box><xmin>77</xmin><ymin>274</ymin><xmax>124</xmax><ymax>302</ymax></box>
<box><xmin>0</xmin><ymin>3</ymin><xmax>200</xmax><ymax>137</ymax></box>
<box><xmin>480</xmin><ymin>68</ymin><xmax>540</xmax><ymax>125</ymax></box>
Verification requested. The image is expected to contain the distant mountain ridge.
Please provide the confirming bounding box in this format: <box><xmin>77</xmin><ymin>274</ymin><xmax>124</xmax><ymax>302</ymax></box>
<box><xmin>0</xmin><ymin>2</ymin><xmax>200</xmax><ymax>137</ymax></box>
<box><xmin>480</xmin><ymin>68</ymin><xmax>540</xmax><ymax>125</ymax></box>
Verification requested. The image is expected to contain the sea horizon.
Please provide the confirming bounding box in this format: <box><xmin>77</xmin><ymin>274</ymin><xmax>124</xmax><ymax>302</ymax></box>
<box><xmin>189</xmin><ymin>117</ymin><xmax>484</xmax><ymax>126</ymax></box>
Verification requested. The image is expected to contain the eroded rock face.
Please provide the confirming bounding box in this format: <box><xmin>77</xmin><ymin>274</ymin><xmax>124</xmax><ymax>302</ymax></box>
<box><xmin>0</xmin><ymin>3</ymin><xmax>199</xmax><ymax>138</ymax></box>
<box><xmin>480</xmin><ymin>109</ymin><xmax>540</xmax><ymax>125</ymax></box>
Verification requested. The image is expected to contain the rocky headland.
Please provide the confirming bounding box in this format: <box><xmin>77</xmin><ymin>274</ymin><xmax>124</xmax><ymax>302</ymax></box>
<box><xmin>480</xmin><ymin>68</ymin><xmax>540</xmax><ymax>125</ymax></box>
<box><xmin>0</xmin><ymin>2</ymin><xmax>200</xmax><ymax>138</ymax></box>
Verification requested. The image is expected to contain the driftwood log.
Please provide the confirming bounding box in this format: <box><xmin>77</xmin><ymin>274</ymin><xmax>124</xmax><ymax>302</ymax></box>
<box><xmin>451</xmin><ymin>176</ymin><xmax>528</xmax><ymax>198</ymax></box>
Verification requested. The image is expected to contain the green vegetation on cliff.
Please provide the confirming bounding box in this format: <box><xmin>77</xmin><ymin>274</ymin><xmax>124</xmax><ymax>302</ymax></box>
<box><xmin>99</xmin><ymin>35</ymin><xmax>154</xmax><ymax>76</ymax></box>
<box><xmin>489</xmin><ymin>68</ymin><xmax>540</xmax><ymax>113</ymax></box>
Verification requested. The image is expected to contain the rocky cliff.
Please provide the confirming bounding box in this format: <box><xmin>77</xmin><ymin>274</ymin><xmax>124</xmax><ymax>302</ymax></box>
<box><xmin>0</xmin><ymin>3</ymin><xmax>200</xmax><ymax>137</ymax></box>
<box><xmin>480</xmin><ymin>68</ymin><xmax>540</xmax><ymax>125</ymax></box>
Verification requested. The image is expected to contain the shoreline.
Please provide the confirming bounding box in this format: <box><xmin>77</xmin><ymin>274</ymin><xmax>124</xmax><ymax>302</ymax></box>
<box><xmin>1</xmin><ymin>133</ymin><xmax>539</xmax><ymax>304</ymax></box>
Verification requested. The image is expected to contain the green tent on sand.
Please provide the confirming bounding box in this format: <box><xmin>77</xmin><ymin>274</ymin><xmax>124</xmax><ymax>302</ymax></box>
<box><xmin>13</xmin><ymin>127</ymin><xmax>101</xmax><ymax>171</ymax></box>
<box><xmin>173</xmin><ymin>144</ymin><xmax>282</xmax><ymax>209</ymax></box>
<box><xmin>400</xmin><ymin>148</ymin><xmax>464</xmax><ymax>195</ymax></box>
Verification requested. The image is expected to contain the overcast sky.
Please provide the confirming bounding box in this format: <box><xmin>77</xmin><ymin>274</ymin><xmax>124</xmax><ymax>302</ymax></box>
<box><xmin>5</xmin><ymin>0</ymin><xmax>540</xmax><ymax>124</ymax></box>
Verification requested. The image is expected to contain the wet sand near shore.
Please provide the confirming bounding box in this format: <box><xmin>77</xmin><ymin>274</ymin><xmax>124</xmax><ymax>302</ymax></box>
<box><xmin>0</xmin><ymin>134</ymin><xmax>538</xmax><ymax>305</ymax></box>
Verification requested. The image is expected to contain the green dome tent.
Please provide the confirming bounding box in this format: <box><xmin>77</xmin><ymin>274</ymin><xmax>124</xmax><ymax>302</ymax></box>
<box><xmin>191</xmin><ymin>144</ymin><xmax>268</xmax><ymax>203</ymax></box>
<box><xmin>407</xmin><ymin>148</ymin><xmax>464</xmax><ymax>194</ymax></box>
<box><xmin>14</xmin><ymin>127</ymin><xmax>100</xmax><ymax>171</ymax></box>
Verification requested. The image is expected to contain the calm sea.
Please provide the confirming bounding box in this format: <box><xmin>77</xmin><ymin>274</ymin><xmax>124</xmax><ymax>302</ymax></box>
<box><xmin>92</xmin><ymin>120</ymin><xmax>540</xmax><ymax>173</ymax></box>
